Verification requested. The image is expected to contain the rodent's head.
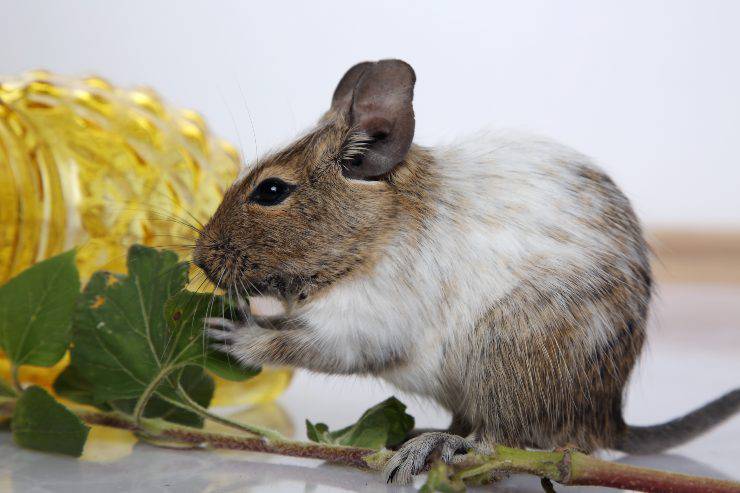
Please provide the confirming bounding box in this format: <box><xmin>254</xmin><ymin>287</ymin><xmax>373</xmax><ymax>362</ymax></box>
<box><xmin>194</xmin><ymin>59</ymin><xmax>421</xmax><ymax>305</ymax></box>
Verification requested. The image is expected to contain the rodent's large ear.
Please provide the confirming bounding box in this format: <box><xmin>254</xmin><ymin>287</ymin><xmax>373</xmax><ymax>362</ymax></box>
<box><xmin>330</xmin><ymin>61</ymin><xmax>374</xmax><ymax>114</ymax></box>
<box><xmin>331</xmin><ymin>59</ymin><xmax>416</xmax><ymax>179</ymax></box>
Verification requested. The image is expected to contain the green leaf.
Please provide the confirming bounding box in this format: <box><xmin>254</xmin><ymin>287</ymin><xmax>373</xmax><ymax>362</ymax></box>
<box><xmin>70</xmin><ymin>245</ymin><xmax>188</xmax><ymax>402</ymax></box>
<box><xmin>52</xmin><ymin>365</ymin><xmax>111</xmax><ymax>411</ymax></box>
<box><xmin>111</xmin><ymin>367</ymin><xmax>214</xmax><ymax>427</ymax></box>
<box><xmin>0</xmin><ymin>250</ymin><xmax>79</xmax><ymax>367</ymax></box>
<box><xmin>306</xmin><ymin>397</ymin><xmax>414</xmax><ymax>450</ymax></box>
<box><xmin>70</xmin><ymin>245</ymin><xmax>256</xmax><ymax>418</ymax></box>
<box><xmin>164</xmin><ymin>291</ymin><xmax>260</xmax><ymax>381</ymax></box>
<box><xmin>306</xmin><ymin>420</ymin><xmax>331</xmax><ymax>443</ymax></box>
<box><xmin>11</xmin><ymin>386</ymin><xmax>90</xmax><ymax>457</ymax></box>
<box><xmin>157</xmin><ymin>367</ymin><xmax>214</xmax><ymax>427</ymax></box>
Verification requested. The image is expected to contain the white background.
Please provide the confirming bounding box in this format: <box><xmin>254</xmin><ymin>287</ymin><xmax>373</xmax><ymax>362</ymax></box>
<box><xmin>2</xmin><ymin>0</ymin><xmax>739</xmax><ymax>227</ymax></box>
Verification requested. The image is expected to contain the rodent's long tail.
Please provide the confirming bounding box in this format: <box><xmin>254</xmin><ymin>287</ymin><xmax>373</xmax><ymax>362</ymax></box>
<box><xmin>614</xmin><ymin>388</ymin><xmax>740</xmax><ymax>455</ymax></box>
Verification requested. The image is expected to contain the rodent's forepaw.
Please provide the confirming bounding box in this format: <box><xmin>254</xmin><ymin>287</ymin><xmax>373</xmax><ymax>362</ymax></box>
<box><xmin>205</xmin><ymin>316</ymin><xmax>271</xmax><ymax>368</ymax></box>
<box><xmin>205</xmin><ymin>316</ymin><xmax>262</xmax><ymax>347</ymax></box>
<box><xmin>383</xmin><ymin>432</ymin><xmax>474</xmax><ymax>485</ymax></box>
<box><xmin>204</xmin><ymin>316</ymin><xmax>239</xmax><ymax>345</ymax></box>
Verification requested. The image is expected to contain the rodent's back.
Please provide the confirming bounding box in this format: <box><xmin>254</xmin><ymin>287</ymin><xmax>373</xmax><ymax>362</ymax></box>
<box><xmin>435</xmin><ymin>131</ymin><xmax>651</xmax><ymax>450</ymax></box>
<box><xmin>377</xmin><ymin>130</ymin><xmax>652</xmax><ymax>450</ymax></box>
<box><xmin>431</xmin><ymin>130</ymin><xmax>650</xmax><ymax>310</ymax></box>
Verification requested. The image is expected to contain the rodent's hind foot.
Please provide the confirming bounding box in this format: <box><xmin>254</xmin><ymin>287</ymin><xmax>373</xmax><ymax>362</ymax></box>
<box><xmin>383</xmin><ymin>432</ymin><xmax>474</xmax><ymax>485</ymax></box>
<box><xmin>390</xmin><ymin>427</ymin><xmax>447</xmax><ymax>449</ymax></box>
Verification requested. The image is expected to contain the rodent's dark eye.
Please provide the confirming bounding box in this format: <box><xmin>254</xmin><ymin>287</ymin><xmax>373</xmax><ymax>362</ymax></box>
<box><xmin>248</xmin><ymin>178</ymin><xmax>295</xmax><ymax>206</ymax></box>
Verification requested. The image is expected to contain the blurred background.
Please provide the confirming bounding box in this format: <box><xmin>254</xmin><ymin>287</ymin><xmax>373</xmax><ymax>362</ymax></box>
<box><xmin>1</xmin><ymin>2</ymin><xmax>738</xmax><ymax>492</ymax></box>
<box><xmin>4</xmin><ymin>0</ymin><xmax>739</xmax><ymax>281</ymax></box>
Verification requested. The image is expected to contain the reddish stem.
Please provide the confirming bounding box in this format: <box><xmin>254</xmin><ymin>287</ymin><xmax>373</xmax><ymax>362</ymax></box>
<box><xmin>572</xmin><ymin>453</ymin><xmax>740</xmax><ymax>493</ymax></box>
<box><xmin>2</xmin><ymin>401</ymin><xmax>739</xmax><ymax>493</ymax></box>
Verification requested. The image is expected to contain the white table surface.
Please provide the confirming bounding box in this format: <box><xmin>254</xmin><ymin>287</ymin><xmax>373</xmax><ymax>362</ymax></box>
<box><xmin>2</xmin><ymin>283</ymin><xmax>739</xmax><ymax>492</ymax></box>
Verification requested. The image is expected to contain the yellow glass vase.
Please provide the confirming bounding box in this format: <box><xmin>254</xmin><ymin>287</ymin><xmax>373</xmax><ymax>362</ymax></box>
<box><xmin>0</xmin><ymin>70</ymin><xmax>291</xmax><ymax>407</ymax></box>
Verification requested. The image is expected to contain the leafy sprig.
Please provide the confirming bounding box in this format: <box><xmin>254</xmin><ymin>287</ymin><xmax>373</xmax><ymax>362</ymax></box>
<box><xmin>0</xmin><ymin>245</ymin><xmax>258</xmax><ymax>454</ymax></box>
<box><xmin>306</xmin><ymin>396</ymin><xmax>414</xmax><ymax>449</ymax></box>
<box><xmin>69</xmin><ymin>245</ymin><xmax>255</xmax><ymax>430</ymax></box>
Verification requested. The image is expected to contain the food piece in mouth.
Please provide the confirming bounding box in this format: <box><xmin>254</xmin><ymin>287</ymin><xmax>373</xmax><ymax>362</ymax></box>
<box><xmin>249</xmin><ymin>296</ymin><xmax>287</xmax><ymax>317</ymax></box>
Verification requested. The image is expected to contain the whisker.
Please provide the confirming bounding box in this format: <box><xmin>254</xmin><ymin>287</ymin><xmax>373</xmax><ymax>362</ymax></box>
<box><xmin>99</xmin><ymin>197</ymin><xmax>205</xmax><ymax>236</ymax></box>
<box><xmin>147</xmin><ymin>214</ymin><xmax>204</xmax><ymax>238</ymax></box>
<box><xmin>204</xmin><ymin>267</ymin><xmax>226</xmax><ymax>330</ymax></box>
<box><xmin>228</xmin><ymin>282</ymin><xmax>235</xmax><ymax>321</ymax></box>
<box><xmin>149</xmin><ymin>233</ymin><xmax>199</xmax><ymax>241</ymax></box>
<box><xmin>165</xmin><ymin>272</ymin><xmax>212</xmax><ymax>361</ymax></box>
<box><xmin>202</xmin><ymin>266</ymin><xmax>227</xmax><ymax>354</ymax></box>
<box><xmin>94</xmin><ymin>198</ymin><xmax>203</xmax><ymax>237</ymax></box>
<box><xmin>248</xmin><ymin>278</ymin><xmax>264</xmax><ymax>298</ymax></box>
<box><xmin>237</xmin><ymin>279</ymin><xmax>252</xmax><ymax>318</ymax></box>
<box><xmin>236</xmin><ymin>263</ymin><xmax>264</xmax><ymax>299</ymax></box>
<box><xmin>236</xmin><ymin>76</ymin><xmax>259</xmax><ymax>163</ymax></box>
<box><xmin>149</xmin><ymin>244</ymin><xmax>197</xmax><ymax>251</ymax></box>
<box><xmin>218</xmin><ymin>86</ymin><xmax>248</xmax><ymax>170</ymax></box>
<box><xmin>133</xmin><ymin>186</ymin><xmax>208</xmax><ymax>232</ymax></box>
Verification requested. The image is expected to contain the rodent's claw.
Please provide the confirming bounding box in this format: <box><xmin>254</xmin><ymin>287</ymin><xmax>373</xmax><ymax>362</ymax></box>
<box><xmin>204</xmin><ymin>316</ymin><xmax>239</xmax><ymax>346</ymax></box>
<box><xmin>205</xmin><ymin>315</ymin><xmax>270</xmax><ymax>367</ymax></box>
<box><xmin>203</xmin><ymin>317</ymin><xmax>236</xmax><ymax>331</ymax></box>
<box><xmin>209</xmin><ymin>342</ymin><xmax>233</xmax><ymax>354</ymax></box>
<box><xmin>206</xmin><ymin>327</ymin><xmax>234</xmax><ymax>342</ymax></box>
<box><xmin>382</xmin><ymin>432</ymin><xmax>473</xmax><ymax>485</ymax></box>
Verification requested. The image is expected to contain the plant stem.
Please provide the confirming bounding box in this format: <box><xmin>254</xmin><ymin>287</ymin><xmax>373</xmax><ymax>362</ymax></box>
<box><xmin>132</xmin><ymin>364</ymin><xmax>185</xmax><ymax>428</ymax></box>
<box><xmin>450</xmin><ymin>446</ymin><xmax>740</xmax><ymax>493</ymax></box>
<box><xmin>173</xmin><ymin>384</ymin><xmax>284</xmax><ymax>441</ymax></box>
<box><xmin>10</xmin><ymin>365</ymin><xmax>22</xmax><ymax>393</ymax></box>
<box><xmin>570</xmin><ymin>452</ymin><xmax>740</xmax><ymax>493</ymax></box>
<box><xmin>0</xmin><ymin>399</ymin><xmax>381</xmax><ymax>468</ymax></box>
<box><xmin>0</xmin><ymin>400</ymin><xmax>738</xmax><ymax>493</ymax></box>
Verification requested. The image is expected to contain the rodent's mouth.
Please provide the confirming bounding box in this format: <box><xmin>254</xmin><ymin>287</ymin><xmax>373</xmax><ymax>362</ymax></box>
<box><xmin>196</xmin><ymin>262</ymin><xmax>286</xmax><ymax>300</ymax></box>
<box><xmin>197</xmin><ymin>260</ymin><xmax>310</xmax><ymax>307</ymax></box>
<box><xmin>240</xmin><ymin>274</ymin><xmax>288</xmax><ymax>299</ymax></box>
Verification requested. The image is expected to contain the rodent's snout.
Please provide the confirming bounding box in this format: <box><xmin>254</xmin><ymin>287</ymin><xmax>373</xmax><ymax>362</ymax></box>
<box><xmin>192</xmin><ymin>233</ymin><xmax>255</xmax><ymax>292</ymax></box>
<box><xmin>191</xmin><ymin>242</ymin><xmax>213</xmax><ymax>280</ymax></box>
<box><xmin>192</xmin><ymin>250</ymin><xmax>208</xmax><ymax>275</ymax></box>
<box><xmin>192</xmin><ymin>235</ymin><xmax>236</xmax><ymax>287</ymax></box>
